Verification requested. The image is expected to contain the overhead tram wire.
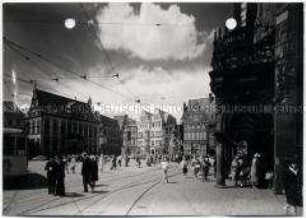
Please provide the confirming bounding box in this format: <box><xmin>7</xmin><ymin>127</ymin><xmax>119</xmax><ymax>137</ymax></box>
<box><xmin>4</xmin><ymin>42</ymin><xmax>89</xmax><ymax>100</ymax></box>
<box><xmin>3</xmin><ymin>37</ymin><xmax>131</xmax><ymax>99</ymax></box>
<box><xmin>79</xmin><ymin>3</ymin><xmax>139</xmax><ymax>102</ymax></box>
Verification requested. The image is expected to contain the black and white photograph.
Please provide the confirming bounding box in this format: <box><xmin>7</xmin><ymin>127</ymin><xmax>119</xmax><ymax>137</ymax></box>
<box><xmin>2</xmin><ymin>1</ymin><xmax>304</xmax><ymax>216</ymax></box>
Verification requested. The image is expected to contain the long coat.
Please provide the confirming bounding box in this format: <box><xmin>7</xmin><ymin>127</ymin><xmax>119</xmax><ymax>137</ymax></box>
<box><xmin>82</xmin><ymin>157</ymin><xmax>91</xmax><ymax>181</ymax></box>
<box><xmin>89</xmin><ymin>159</ymin><xmax>99</xmax><ymax>182</ymax></box>
<box><xmin>250</xmin><ymin>157</ymin><xmax>259</xmax><ymax>184</ymax></box>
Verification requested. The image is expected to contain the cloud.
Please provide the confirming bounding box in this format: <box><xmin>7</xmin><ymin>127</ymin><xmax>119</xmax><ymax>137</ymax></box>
<box><xmin>96</xmin><ymin>3</ymin><xmax>206</xmax><ymax>61</ymax></box>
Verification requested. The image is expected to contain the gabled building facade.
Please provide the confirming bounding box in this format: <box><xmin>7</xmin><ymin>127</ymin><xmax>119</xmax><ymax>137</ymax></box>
<box><xmin>181</xmin><ymin>97</ymin><xmax>214</xmax><ymax>158</ymax></box>
<box><xmin>27</xmin><ymin>86</ymin><xmax>99</xmax><ymax>156</ymax></box>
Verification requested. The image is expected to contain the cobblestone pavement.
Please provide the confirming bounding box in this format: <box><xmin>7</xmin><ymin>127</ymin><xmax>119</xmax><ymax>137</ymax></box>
<box><xmin>3</xmin><ymin>160</ymin><xmax>299</xmax><ymax>216</ymax></box>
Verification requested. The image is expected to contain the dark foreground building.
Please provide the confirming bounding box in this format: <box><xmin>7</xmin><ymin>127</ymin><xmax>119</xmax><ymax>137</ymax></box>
<box><xmin>209</xmin><ymin>2</ymin><xmax>303</xmax><ymax>198</ymax></box>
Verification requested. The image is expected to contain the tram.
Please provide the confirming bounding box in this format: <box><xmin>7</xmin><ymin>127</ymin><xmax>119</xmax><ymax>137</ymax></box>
<box><xmin>3</xmin><ymin>127</ymin><xmax>28</xmax><ymax>177</ymax></box>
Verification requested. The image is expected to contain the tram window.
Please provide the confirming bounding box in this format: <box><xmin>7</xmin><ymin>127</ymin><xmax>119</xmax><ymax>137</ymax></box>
<box><xmin>17</xmin><ymin>136</ymin><xmax>25</xmax><ymax>151</ymax></box>
<box><xmin>3</xmin><ymin>136</ymin><xmax>15</xmax><ymax>155</ymax></box>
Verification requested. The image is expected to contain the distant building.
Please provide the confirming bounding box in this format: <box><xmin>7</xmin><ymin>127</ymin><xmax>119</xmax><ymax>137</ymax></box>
<box><xmin>114</xmin><ymin>115</ymin><xmax>138</xmax><ymax>157</ymax></box>
<box><xmin>137</xmin><ymin>110</ymin><xmax>153</xmax><ymax>156</ymax></box>
<box><xmin>27</xmin><ymin>86</ymin><xmax>99</xmax><ymax>156</ymax></box>
<box><xmin>137</xmin><ymin>109</ymin><xmax>177</xmax><ymax>157</ymax></box>
<box><xmin>181</xmin><ymin>98</ymin><xmax>213</xmax><ymax>157</ymax></box>
<box><xmin>3</xmin><ymin>101</ymin><xmax>26</xmax><ymax>130</ymax></box>
<box><xmin>98</xmin><ymin>115</ymin><xmax>122</xmax><ymax>155</ymax></box>
<box><xmin>168</xmin><ymin>124</ymin><xmax>184</xmax><ymax>160</ymax></box>
<box><xmin>123</xmin><ymin>117</ymin><xmax>138</xmax><ymax>157</ymax></box>
<box><xmin>151</xmin><ymin>109</ymin><xmax>177</xmax><ymax>155</ymax></box>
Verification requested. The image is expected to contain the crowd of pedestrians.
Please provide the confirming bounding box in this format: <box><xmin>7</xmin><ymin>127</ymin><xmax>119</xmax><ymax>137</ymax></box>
<box><xmin>44</xmin><ymin>152</ymin><xmax>166</xmax><ymax>196</ymax></box>
<box><xmin>229</xmin><ymin>153</ymin><xmax>269</xmax><ymax>188</ymax></box>
<box><xmin>44</xmin><ymin>152</ymin><xmax>123</xmax><ymax>195</ymax></box>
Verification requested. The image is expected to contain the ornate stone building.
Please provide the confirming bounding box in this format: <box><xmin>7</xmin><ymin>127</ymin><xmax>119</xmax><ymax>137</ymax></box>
<box><xmin>210</xmin><ymin>3</ymin><xmax>303</xmax><ymax>194</ymax></box>
<box><xmin>114</xmin><ymin>115</ymin><xmax>138</xmax><ymax>157</ymax></box>
<box><xmin>27</xmin><ymin>86</ymin><xmax>99</xmax><ymax>156</ymax></box>
<box><xmin>181</xmin><ymin>97</ymin><xmax>214</xmax><ymax>158</ymax></box>
<box><xmin>137</xmin><ymin>109</ymin><xmax>177</xmax><ymax>157</ymax></box>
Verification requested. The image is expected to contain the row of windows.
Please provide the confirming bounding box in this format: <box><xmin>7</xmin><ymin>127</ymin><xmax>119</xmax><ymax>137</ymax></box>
<box><xmin>139</xmin><ymin>130</ymin><xmax>163</xmax><ymax>138</ymax></box>
<box><xmin>184</xmin><ymin>132</ymin><xmax>207</xmax><ymax>141</ymax></box>
<box><xmin>184</xmin><ymin>123</ymin><xmax>206</xmax><ymax>130</ymax></box>
<box><xmin>40</xmin><ymin>118</ymin><xmax>98</xmax><ymax>137</ymax></box>
<box><xmin>151</xmin><ymin>140</ymin><xmax>162</xmax><ymax>146</ymax></box>
<box><xmin>139</xmin><ymin>121</ymin><xmax>163</xmax><ymax>129</ymax></box>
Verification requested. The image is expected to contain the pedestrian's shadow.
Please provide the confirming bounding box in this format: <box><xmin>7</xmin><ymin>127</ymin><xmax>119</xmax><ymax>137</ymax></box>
<box><xmin>95</xmin><ymin>184</ymin><xmax>108</xmax><ymax>187</ymax></box>
<box><xmin>65</xmin><ymin>192</ymin><xmax>85</xmax><ymax>198</ymax></box>
<box><xmin>92</xmin><ymin>190</ymin><xmax>109</xmax><ymax>194</ymax></box>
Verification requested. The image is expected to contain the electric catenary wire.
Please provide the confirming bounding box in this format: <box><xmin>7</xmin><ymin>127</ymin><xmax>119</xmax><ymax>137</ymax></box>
<box><xmin>79</xmin><ymin>3</ymin><xmax>139</xmax><ymax>102</ymax></box>
<box><xmin>3</xmin><ymin>37</ymin><xmax>132</xmax><ymax>99</ymax></box>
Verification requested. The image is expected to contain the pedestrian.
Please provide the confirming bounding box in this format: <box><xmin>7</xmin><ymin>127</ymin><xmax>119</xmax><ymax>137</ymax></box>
<box><xmin>70</xmin><ymin>155</ymin><xmax>76</xmax><ymax>173</ymax></box>
<box><xmin>111</xmin><ymin>155</ymin><xmax>117</xmax><ymax>170</ymax></box>
<box><xmin>55</xmin><ymin>155</ymin><xmax>66</xmax><ymax>196</ymax></box>
<box><xmin>230</xmin><ymin>156</ymin><xmax>240</xmax><ymax>186</ymax></box>
<box><xmin>202</xmin><ymin>156</ymin><xmax>210</xmax><ymax>181</ymax></box>
<box><xmin>63</xmin><ymin>155</ymin><xmax>69</xmax><ymax>174</ymax></box>
<box><xmin>81</xmin><ymin>152</ymin><xmax>91</xmax><ymax>192</ymax></box>
<box><xmin>181</xmin><ymin>157</ymin><xmax>188</xmax><ymax>177</ymax></box>
<box><xmin>153</xmin><ymin>155</ymin><xmax>158</xmax><ymax>167</ymax></box>
<box><xmin>89</xmin><ymin>155</ymin><xmax>98</xmax><ymax>192</ymax></box>
<box><xmin>161</xmin><ymin>157</ymin><xmax>169</xmax><ymax>183</ymax></box>
<box><xmin>136</xmin><ymin>155</ymin><xmax>141</xmax><ymax>168</ymax></box>
<box><xmin>239</xmin><ymin>157</ymin><xmax>250</xmax><ymax>187</ymax></box>
<box><xmin>44</xmin><ymin>156</ymin><xmax>56</xmax><ymax>195</ymax></box>
<box><xmin>99</xmin><ymin>154</ymin><xmax>104</xmax><ymax>172</ymax></box>
<box><xmin>250</xmin><ymin>153</ymin><xmax>260</xmax><ymax>188</ymax></box>
<box><xmin>118</xmin><ymin>155</ymin><xmax>122</xmax><ymax>167</ymax></box>
<box><xmin>146</xmin><ymin>156</ymin><xmax>151</xmax><ymax>167</ymax></box>
<box><xmin>192</xmin><ymin>157</ymin><xmax>201</xmax><ymax>181</ymax></box>
<box><xmin>283</xmin><ymin>159</ymin><xmax>301</xmax><ymax>215</ymax></box>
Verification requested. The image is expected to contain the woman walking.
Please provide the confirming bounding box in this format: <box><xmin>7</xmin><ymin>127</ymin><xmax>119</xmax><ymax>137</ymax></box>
<box><xmin>181</xmin><ymin>157</ymin><xmax>188</xmax><ymax>177</ymax></box>
<box><xmin>89</xmin><ymin>155</ymin><xmax>99</xmax><ymax>192</ymax></box>
<box><xmin>161</xmin><ymin>157</ymin><xmax>169</xmax><ymax>183</ymax></box>
<box><xmin>250</xmin><ymin>153</ymin><xmax>260</xmax><ymax>187</ymax></box>
<box><xmin>230</xmin><ymin>156</ymin><xmax>240</xmax><ymax>186</ymax></box>
<box><xmin>70</xmin><ymin>155</ymin><xmax>76</xmax><ymax>173</ymax></box>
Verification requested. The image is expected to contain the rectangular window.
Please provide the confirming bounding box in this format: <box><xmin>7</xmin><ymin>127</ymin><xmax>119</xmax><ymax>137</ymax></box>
<box><xmin>61</xmin><ymin>121</ymin><xmax>66</xmax><ymax>135</ymax></box>
<box><xmin>53</xmin><ymin>120</ymin><xmax>58</xmax><ymax>134</ymax></box>
<box><xmin>37</xmin><ymin>120</ymin><xmax>41</xmax><ymax>134</ymax></box>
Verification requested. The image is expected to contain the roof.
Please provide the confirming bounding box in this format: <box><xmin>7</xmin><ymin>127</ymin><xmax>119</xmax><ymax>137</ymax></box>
<box><xmin>3</xmin><ymin>101</ymin><xmax>24</xmax><ymax>115</ymax></box>
<box><xmin>33</xmin><ymin>88</ymin><xmax>88</xmax><ymax>107</ymax></box>
<box><xmin>99</xmin><ymin>114</ymin><xmax>120</xmax><ymax>128</ymax></box>
<box><xmin>154</xmin><ymin>108</ymin><xmax>176</xmax><ymax>125</ymax></box>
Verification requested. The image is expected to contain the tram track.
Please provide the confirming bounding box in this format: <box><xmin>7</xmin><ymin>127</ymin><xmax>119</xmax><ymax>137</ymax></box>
<box><xmin>25</xmin><ymin>166</ymin><xmax>181</xmax><ymax>215</ymax></box>
<box><xmin>10</xmin><ymin>166</ymin><xmax>159</xmax><ymax>206</ymax></box>
<box><xmin>11</xmin><ymin>163</ymin><xmax>180</xmax><ymax>216</ymax></box>
<box><xmin>23</xmin><ymin>168</ymin><xmax>166</xmax><ymax>215</ymax></box>
<box><xmin>125</xmin><ymin>169</ymin><xmax>181</xmax><ymax>216</ymax></box>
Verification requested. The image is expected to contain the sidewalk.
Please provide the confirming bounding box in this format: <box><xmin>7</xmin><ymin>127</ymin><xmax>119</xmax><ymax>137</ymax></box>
<box><xmin>129</xmin><ymin>172</ymin><xmax>297</xmax><ymax>216</ymax></box>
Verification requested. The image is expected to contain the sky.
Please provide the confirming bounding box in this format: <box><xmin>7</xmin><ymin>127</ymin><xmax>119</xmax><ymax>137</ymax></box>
<box><xmin>3</xmin><ymin>2</ymin><xmax>233</xmax><ymax>120</ymax></box>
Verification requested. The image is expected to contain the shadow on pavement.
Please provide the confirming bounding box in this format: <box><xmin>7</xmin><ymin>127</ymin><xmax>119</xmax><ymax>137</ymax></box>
<box><xmin>65</xmin><ymin>192</ymin><xmax>85</xmax><ymax>198</ymax></box>
<box><xmin>95</xmin><ymin>184</ymin><xmax>108</xmax><ymax>187</ymax></box>
<box><xmin>92</xmin><ymin>190</ymin><xmax>109</xmax><ymax>194</ymax></box>
<box><xmin>3</xmin><ymin>173</ymin><xmax>47</xmax><ymax>190</ymax></box>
